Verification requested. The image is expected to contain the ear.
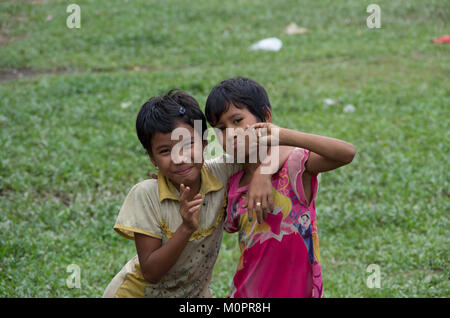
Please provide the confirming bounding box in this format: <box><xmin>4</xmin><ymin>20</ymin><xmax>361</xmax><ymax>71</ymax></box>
<box><xmin>264</xmin><ymin>107</ymin><xmax>273</xmax><ymax>123</ymax></box>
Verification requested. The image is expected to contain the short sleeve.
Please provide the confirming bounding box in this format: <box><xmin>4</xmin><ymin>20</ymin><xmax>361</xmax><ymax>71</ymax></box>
<box><xmin>287</xmin><ymin>148</ymin><xmax>320</xmax><ymax>206</ymax></box>
<box><xmin>114</xmin><ymin>180</ymin><xmax>163</xmax><ymax>240</ymax></box>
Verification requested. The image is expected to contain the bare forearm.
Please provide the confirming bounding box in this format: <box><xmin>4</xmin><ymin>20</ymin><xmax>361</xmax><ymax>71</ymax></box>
<box><xmin>141</xmin><ymin>225</ymin><xmax>193</xmax><ymax>283</ymax></box>
<box><xmin>280</xmin><ymin>128</ymin><xmax>355</xmax><ymax>164</ymax></box>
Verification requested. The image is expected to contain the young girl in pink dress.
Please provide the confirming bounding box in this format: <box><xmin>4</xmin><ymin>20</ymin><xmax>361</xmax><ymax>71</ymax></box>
<box><xmin>205</xmin><ymin>77</ymin><xmax>356</xmax><ymax>298</ymax></box>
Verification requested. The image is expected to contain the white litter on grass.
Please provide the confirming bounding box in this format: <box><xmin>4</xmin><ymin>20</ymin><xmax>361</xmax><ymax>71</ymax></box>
<box><xmin>323</xmin><ymin>98</ymin><xmax>337</xmax><ymax>105</ymax></box>
<box><xmin>343</xmin><ymin>104</ymin><xmax>355</xmax><ymax>113</ymax></box>
<box><xmin>250</xmin><ymin>37</ymin><xmax>282</xmax><ymax>51</ymax></box>
<box><xmin>121</xmin><ymin>101</ymin><xmax>132</xmax><ymax>109</ymax></box>
<box><xmin>285</xmin><ymin>23</ymin><xmax>308</xmax><ymax>35</ymax></box>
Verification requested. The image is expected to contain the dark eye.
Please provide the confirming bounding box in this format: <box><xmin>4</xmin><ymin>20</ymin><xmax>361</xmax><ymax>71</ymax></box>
<box><xmin>159</xmin><ymin>149</ymin><xmax>170</xmax><ymax>155</ymax></box>
<box><xmin>233</xmin><ymin>118</ymin><xmax>242</xmax><ymax>124</ymax></box>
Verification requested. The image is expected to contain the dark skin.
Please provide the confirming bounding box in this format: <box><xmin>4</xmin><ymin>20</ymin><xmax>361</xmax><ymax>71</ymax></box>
<box><xmin>135</xmin><ymin>122</ymin><xmax>275</xmax><ymax>283</ymax></box>
<box><xmin>137</xmin><ymin>105</ymin><xmax>356</xmax><ymax>283</ymax></box>
<box><xmin>213</xmin><ymin>104</ymin><xmax>356</xmax><ymax>207</ymax></box>
<box><xmin>136</xmin><ymin>122</ymin><xmax>204</xmax><ymax>284</ymax></box>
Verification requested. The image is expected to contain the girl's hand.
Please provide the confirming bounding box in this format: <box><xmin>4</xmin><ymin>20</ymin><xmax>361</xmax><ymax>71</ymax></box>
<box><xmin>179</xmin><ymin>184</ymin><xmax>202</xmax><ymax>233</ymax></box>
<box><xmin>248</xmin><ymin>122</ymin><xmax>283</xmax><ymax>147</ymax></box>
<box><xmin>244</xmin><ymin>173</ymin><xmax>274</xmax><ymax>224</ymax></box>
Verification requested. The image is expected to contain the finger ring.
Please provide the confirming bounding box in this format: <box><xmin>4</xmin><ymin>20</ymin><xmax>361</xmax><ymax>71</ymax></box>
<box><xmin>256</xmin><ymin>202</ymin><xmax>261</xmax><ymax>207</ymax></box>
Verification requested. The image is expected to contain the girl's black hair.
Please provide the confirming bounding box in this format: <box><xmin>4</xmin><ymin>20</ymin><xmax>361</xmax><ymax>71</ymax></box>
<box><xmin>136</xmin><ymin>89</ymin><xmax>207</xmax><ymax>154</ymax></box>
<box><xmin>205</xmin><ymin>77</ymin><xmax>271</xmax><ymax>126</ymax></box>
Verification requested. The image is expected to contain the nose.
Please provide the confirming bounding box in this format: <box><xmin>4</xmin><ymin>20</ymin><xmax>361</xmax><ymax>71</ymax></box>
<box><xmin>179</xmin><ymin>150</ymin><xmax>191</xmax><ymax>163</ymax></box>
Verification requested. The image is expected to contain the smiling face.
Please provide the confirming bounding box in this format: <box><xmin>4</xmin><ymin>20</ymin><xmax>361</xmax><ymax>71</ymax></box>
<box><xmin>213</xmin><ymin>103</ymin><xmax>272</xmax><ymax>161</ymax></box>
<box><xmin>149</xmin><ymin>121</ymin><xmax>205</xmax><ymax>191</ymax></box>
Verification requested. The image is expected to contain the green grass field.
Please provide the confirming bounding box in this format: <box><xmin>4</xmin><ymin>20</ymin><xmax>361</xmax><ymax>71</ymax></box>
<box><xmin>0</xmin><ymin>0</ymin><xmax>448</xmax><ymax>297</ymax></box>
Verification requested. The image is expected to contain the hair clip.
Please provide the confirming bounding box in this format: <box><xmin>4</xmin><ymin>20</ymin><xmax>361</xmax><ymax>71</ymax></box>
<box><xmin>178</xmin><ymin>106</ymin><xmax>186</xmax><ymax>115</ymax></box>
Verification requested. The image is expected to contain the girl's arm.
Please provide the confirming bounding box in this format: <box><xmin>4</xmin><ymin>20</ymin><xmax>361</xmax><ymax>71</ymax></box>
<box><xmin>279</xmin><ymin>129</ymin><xmax>356</xmax><ymax>174</ymax></box>
<box><xmin>252</xmin><ymin>123</ymin><xmax>356</xmax><ymax>174</ymax></box>
<box><xmin>135</xmin><ymin>225</ymin><xmax>193</xmax><ymax>284</ymax></box>
<box><xmin>135</xmin><ymin>185</ymin><xmax>202</xmax><ymax>284</ymax></box>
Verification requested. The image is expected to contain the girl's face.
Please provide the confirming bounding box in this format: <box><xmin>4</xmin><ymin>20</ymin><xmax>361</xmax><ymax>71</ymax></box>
<box><xmin>150</xmin><ymin>121</ymin><xmax>205</xmax><ymax>191</ymax></box>
<box><xmin>213</xmin><ymin>103</ymin><xmax>270</xmax><ymax>160</ymax></box>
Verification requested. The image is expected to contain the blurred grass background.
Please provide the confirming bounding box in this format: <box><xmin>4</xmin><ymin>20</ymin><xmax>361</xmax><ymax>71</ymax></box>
<box><xmin>0</xmin><ymin>0</ymin><xmax>448</xmax><ymax>297</ymax></box>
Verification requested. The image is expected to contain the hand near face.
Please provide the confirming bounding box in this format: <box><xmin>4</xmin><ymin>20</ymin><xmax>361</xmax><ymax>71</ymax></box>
<box><xmin>248</xmin><ymin>122</ymin><xmax>282</xmax><ymax>147</ymax></box>
<box><xmin>179</xmin><ymin>184</ymin><xmax>202</xmax><ymax>233</ymax></box>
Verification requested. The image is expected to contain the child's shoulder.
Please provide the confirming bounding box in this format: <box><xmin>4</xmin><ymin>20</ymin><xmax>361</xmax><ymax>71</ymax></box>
<box><xmin>287</xmin><ymin>146</ymin><xmax>309</xmax><ymax>165</ymax></box>
<box><xmin>127</xmin><ymin>179</ymin><xmax>159</xmax><ymax>201</ymax></box>
<box><xmin>276</xmin><ymin>146</ymin><xmax>306</xmax><ymax>172</ymax></box>
<box><xmin>285</xmin><ymin>147</ymin><xmax>310</xmax><ymax>175</ymax></box>
<box><xmin>132</xmin><ymin>178</ymin><xmax>158</xmax><ymax>190</ymax></box>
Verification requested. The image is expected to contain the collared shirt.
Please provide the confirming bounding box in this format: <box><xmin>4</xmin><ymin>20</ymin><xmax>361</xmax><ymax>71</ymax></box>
<box><xmin>103</xmin><ymin>156</ymin><xmax>241</xmax><ymax>298</ymax></box>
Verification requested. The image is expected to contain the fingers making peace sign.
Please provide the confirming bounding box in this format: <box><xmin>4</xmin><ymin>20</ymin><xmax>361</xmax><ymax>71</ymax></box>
<box><xmin>179</xmin><ymin>184</ymin><xmax>202</xmax><ymax>233</ymax></box>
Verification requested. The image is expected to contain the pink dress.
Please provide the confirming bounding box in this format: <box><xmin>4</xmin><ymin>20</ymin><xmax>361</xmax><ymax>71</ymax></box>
<box><xmin>225</xmin><ymin>147</ymin><xmax>323</xmax><ymax>298</ymax></box>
